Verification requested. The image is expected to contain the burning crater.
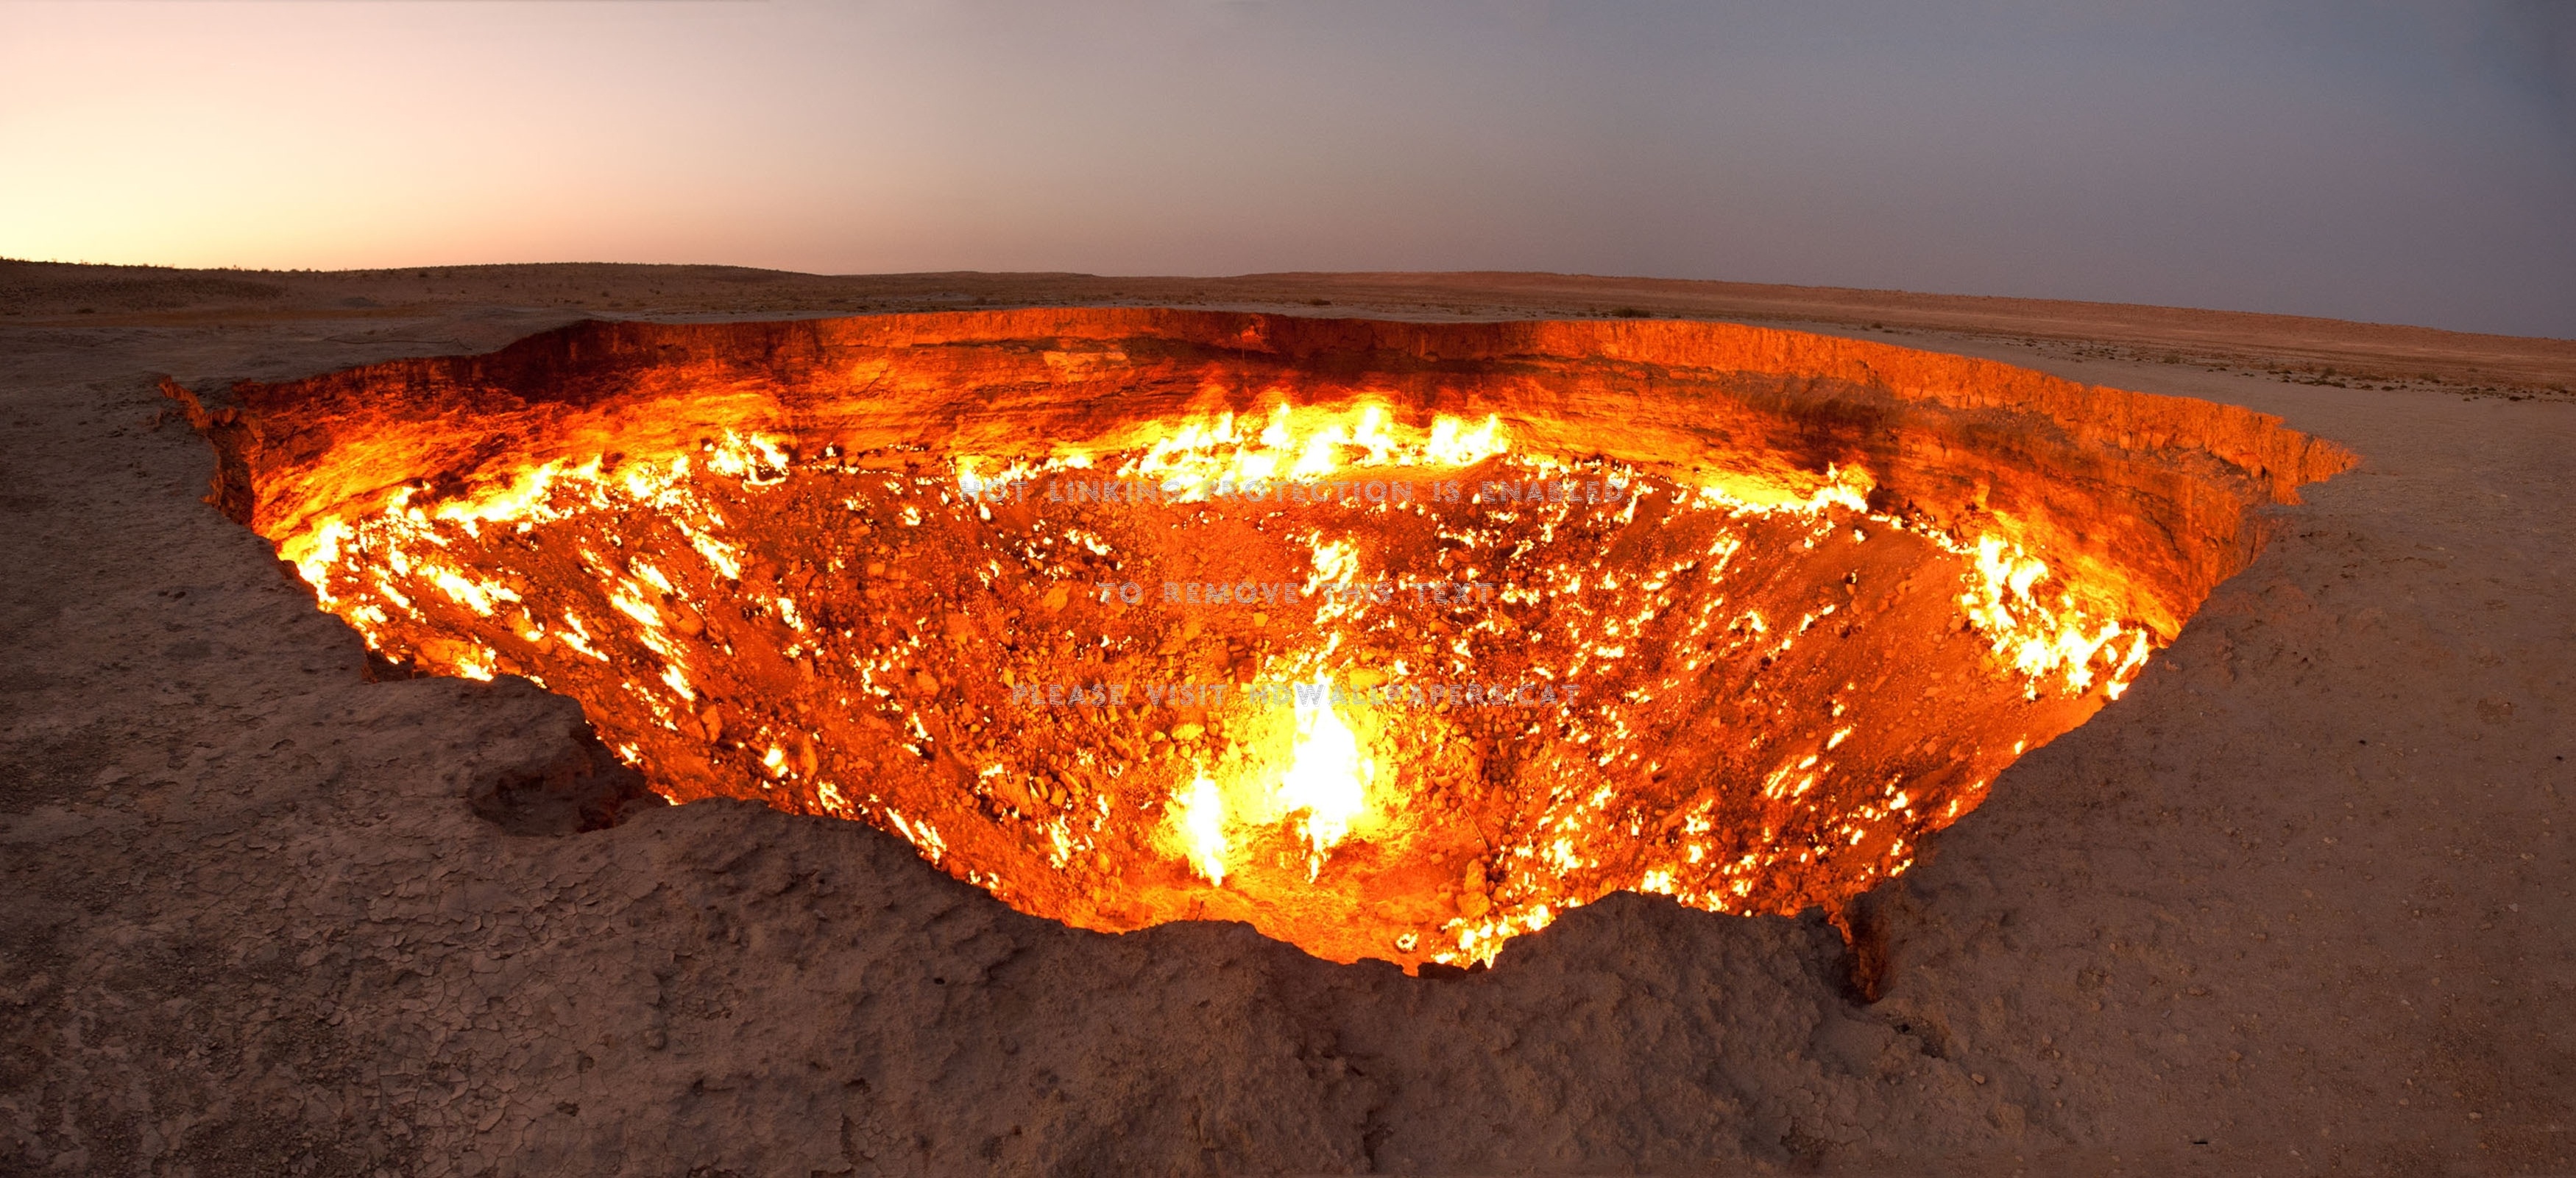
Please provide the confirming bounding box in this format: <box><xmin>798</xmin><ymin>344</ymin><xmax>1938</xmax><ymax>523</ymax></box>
<box><xmin>171</xmin><ymin>311</ymin><xmax>2352</xmax><ymax>970</ymax></box>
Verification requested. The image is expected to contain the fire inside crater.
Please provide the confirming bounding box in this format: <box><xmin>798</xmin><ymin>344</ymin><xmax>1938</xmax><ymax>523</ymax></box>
<box><xmin>177</xmin><ymin>311</ymin><xmax>2352</xmax><ymax>969</ymax></box>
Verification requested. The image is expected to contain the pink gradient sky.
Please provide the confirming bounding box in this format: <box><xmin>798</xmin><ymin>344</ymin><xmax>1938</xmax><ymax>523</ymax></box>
<box><xmin>4</xmin><ymin>1</ymin><xmax>2571</xmax><ymax>337</ymax></box>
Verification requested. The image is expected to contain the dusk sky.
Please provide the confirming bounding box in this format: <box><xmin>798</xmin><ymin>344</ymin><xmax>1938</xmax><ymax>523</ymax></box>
<box><xmin>4</xmin><ymin>1</ymin><xmax>2571</xmax><ymax>337</ymax></box>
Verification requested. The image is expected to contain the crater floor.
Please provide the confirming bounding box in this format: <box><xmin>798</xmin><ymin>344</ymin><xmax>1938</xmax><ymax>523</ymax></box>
<box><xmin>1</xmin><ymin>265</ymin><xmax>2569</xmax><ymax>1176</ymax></box>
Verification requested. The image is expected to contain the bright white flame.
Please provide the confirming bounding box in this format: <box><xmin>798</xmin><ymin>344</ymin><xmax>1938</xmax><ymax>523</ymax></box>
<box><xmin>1119</xmin><ymin>402</ymin><xmax>1509</xmax><ymax>495</ymax></box>
<box><xmin>1278</xmin><ymin>676</ymin><xmax>1373</xmax><ymax>873</ymax></box>
<box><xmin>1173</xmin><ymin>775</ymin><xmax>1228</xmax><ymax>885</ymax></box>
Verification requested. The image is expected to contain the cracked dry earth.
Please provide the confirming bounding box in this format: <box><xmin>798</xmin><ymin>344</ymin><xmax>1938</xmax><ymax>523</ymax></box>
<box><xmin>1</xmin><ymin>291</ymin><xmax>2571</xmax><ymax>1177</ymax></box>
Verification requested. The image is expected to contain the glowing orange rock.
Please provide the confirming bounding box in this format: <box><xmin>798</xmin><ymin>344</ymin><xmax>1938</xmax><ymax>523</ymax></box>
<box><xmin>170</xmin><ymin>310</ymin><xmax>2352</xmax><ymax>969</ymax></box>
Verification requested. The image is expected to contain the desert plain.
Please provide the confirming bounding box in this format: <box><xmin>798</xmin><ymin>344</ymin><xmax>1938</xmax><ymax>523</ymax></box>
<box><xmin>1</xmin><ymin>261</ymin><xmax>2571</xmax><ymax>1175</ymax></box>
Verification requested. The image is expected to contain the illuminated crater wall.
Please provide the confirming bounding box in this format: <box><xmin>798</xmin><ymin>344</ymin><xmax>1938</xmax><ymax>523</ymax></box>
<box><xmin>174</xmin><ymin>311</ymin><xmax>2353</xmax><ymax>970</ymax></box>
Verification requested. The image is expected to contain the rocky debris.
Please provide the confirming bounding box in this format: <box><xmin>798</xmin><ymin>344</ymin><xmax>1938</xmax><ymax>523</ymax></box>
<box><xmin>194</xmin><ymin>310</ymin><xmax>2352</xmax><ymax>970</ymax></box>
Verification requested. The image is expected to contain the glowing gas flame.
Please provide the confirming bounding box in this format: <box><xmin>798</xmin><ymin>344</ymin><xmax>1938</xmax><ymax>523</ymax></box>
<box><xmin>258</xmin><ymin>395</ymin><xmax>2173</xmax><ymax>970</ymax></box>
<box><xmin>1277</xmin><ymin>676</ymin><xmax>1373</xmax><ymax>875</ymax></box>
<box><xmin>1172</xmin><ymin>774</ymin><xmax>1228</xmax><ymax>886</ymax></box>
<box><xmin>1121</xmin><ymin>402</ymin><xmax>1507</xmax><ymax>494</ymax></box>
<box><xmin>1959</xmin><ymin>534</ymin><xmax>2156</xmax><ymax>697</ymax></box>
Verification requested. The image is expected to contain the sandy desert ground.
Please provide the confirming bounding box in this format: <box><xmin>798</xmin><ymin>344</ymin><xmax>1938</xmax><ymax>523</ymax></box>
<box><xmin>1</xmin><ymin>261</ymin><xmax>2569</xmax><ymax>1175</ymax></box>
